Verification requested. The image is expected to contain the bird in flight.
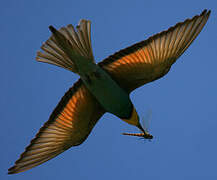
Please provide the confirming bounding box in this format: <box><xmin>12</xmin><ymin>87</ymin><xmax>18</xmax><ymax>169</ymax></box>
<box><xmin>8</xmin><ymin>9</ymin><xmax>210</xmax><ymax>174</ymax></box>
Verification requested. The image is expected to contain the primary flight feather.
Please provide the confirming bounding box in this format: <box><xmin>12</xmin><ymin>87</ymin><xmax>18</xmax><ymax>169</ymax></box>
<box><xmin>8</xmin><ymin>9</ymin><xmax>210</xmax><ymax>174</ymax></box>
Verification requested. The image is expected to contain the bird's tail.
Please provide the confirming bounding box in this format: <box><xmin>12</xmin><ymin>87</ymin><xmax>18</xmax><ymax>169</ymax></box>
<box><xmin>36</xmin><ymin>20</ymin><xmax>95</xmax><ymax>73</ymax></box>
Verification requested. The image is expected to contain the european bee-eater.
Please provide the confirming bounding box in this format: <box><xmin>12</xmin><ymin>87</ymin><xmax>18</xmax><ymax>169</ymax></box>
<box><xmin>8</xmin><ymin>9</ymin><xmax>210</xmax><ymax>174</ymax></box>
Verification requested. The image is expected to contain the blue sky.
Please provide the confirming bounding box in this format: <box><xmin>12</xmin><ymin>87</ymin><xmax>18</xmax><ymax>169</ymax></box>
<box><xmin>1</xmin><ymin>0</ymin><xmax>217</xmax><ymax>179</ymax></box>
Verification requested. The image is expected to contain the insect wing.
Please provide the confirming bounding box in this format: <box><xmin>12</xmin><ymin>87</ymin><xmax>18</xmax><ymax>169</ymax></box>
<box><xmin>141</xmin><ymin>109</ymin><xmax>152</xmax><ymax>133</ymax></box>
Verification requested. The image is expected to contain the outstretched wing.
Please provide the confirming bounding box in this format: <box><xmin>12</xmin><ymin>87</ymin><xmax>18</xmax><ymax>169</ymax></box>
<box><xmin>8</xmin><ymin>80</ymin><xmax>105</xmax><ymax>174</ymax></box>
<box><xmin>99</xmin><ymin>10</ymin><xmax>210</xmax><ymax>93</ymax></box>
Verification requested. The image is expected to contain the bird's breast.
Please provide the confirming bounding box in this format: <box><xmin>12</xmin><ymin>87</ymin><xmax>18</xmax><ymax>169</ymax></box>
<box><xmin>80</xmin><ymin>64</ymin><xmax>132</xmax><ymax>119</ymax></box>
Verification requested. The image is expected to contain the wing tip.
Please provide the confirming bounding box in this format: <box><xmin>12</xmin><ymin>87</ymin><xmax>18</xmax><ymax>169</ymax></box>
<box><xmin>206</xmin><ymin>9</ymin><xmax>211</xmax><ymax>18</ymax></box>
<box><xmin>8</xmin><ymin>166</ymin><xmax>18</xmax><ymax>174</ymax></box>
<box><xmin>49</xmin><ymin>25</ymin><xmax>57</xmax><ymax>34</ymax></box>
<box><xmin>201</xmin><ymin>9</ymin><xmax>211</xmax><ymax>15</ymax></box>
<box><xmin>199</xmin><ymin>9</ymin><xmax>211</xmax><ymax>21</ymax></box>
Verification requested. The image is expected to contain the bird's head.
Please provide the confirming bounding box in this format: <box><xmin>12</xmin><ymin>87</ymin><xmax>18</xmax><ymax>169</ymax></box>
<box><xmin>121</xmin><ymin>107</ymin><xmax>146</xmax><ymax>131</ymax></box>
<box><xmin>121</xmin><ymin>107</ymin><xmax>140</xmax><ymax>126</ymax></box>
<box><xmin>121</xmin><ymin>107</ymin><xmax>153</xmax><ymax>140</ymax></box>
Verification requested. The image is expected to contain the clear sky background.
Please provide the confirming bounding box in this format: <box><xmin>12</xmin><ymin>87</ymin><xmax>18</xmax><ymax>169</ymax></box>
<box><xmin>1</xmin><ymin>0</ymin><xmax>217</xmax><ymax>179</ymax></box>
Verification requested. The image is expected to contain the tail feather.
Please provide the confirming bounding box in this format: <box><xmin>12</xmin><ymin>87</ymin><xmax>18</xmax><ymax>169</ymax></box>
<box><xmin>36</xmin><ymin>19</ymin><xmax>95</xmax><ymax>73</ymax></box>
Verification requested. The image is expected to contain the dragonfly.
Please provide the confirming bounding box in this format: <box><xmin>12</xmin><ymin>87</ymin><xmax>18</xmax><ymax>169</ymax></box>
<box><xmin>8</xmin><ymin>10</ymin><xmax>210</xmax><ymax>174</ymax></box>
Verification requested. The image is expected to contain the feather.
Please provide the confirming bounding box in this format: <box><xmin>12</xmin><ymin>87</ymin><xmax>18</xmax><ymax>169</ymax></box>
<box><xmin>36</xmin><ymin>20</ymin><xmax>95</xmax><ymax>73</ymax></box>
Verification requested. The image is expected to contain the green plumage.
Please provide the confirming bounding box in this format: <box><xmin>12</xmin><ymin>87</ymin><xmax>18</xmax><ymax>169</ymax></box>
<box><xmin>49</xmin><ymin>25</ymin><xmax>132</xmax><ymax>119</ymax></box>
<box><xmin>79</xmin><ymin>60</ymin><xmax>132</xmax><ymax>119</ymax></box>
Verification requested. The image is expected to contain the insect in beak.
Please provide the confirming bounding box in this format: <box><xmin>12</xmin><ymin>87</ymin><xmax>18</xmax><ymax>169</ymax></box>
<box><xmin>122</xmin><ymin>123</ymin><xmax>153</xmax><ymax>140</ymax></box>
<box><xmin>122</xmin><ymin>131</ymin><xmax>153</xmax><ymax>140</ymax></box>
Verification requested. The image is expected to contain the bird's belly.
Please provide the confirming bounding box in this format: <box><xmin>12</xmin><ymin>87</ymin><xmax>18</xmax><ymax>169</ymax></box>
<box><xmin>80</xmin><ymin>65</ymin><xmax>132</xmax><ymax>119</ymax></box>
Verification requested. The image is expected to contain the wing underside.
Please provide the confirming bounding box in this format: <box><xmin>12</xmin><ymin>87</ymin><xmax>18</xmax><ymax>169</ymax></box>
<box><xmin>99</xmin><ymin>10</ymin><xmax>210</xmax><ymax>93</ymax></box>
<box><xmin>8</xmin><ymin>80</ymin><xmax>105</xmax><ymax>174</ymax></box>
